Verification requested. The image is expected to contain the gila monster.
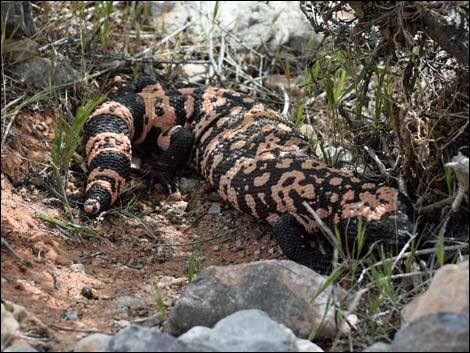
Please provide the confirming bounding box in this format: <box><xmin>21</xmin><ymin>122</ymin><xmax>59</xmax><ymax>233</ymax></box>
<box><xmin>83</xmin><ymin>77</ymin><xmax>412</xmax><ymax>273</ymax></box>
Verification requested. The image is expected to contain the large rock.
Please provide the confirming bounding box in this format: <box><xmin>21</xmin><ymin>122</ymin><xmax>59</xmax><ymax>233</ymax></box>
<box><xmin>362</xmin><ymin>312</ymin><xmax>469</xmax><ymax>352</ymax></box>
<box><xmin>362</xmin><ymin>342</ymin><xmax>393</xmax><ymax>352</ymax></box>
<box><xmin>1</xmin><ymin>300</ymin><xmax>49</xmax><ymax>351</ymax></box>
<box><xmin>75</xmin><ymin>333</ymin><xmax>113</xmax><ymax>352</ymax></box>
<box><xmin>3</xmin><ymin>343</ymin><xmax>38</xmax><ymax>352</ymax></box>
<box><xmin>178</xmin><ymin>309</ymin><xmax>323</xmax><ymax>352</ymax></box>
<box><xmin>393</xmin><ymin>312</ymin><xmax>469</xmax><ymax>352</ymax></box>
<box><xmin>150</xmin><ymin>1</ymin><xmax>314</xmax><ymax>53</ymax></box>
<box><xmin>11</xmin><ymin>56</ymin><xmax>79</xmax><ymax>89</ymax></box>
<box><xmin>1</xmin><ymin>1</ymin><xmax>36</xmax><ymax>37</ymax></box>
<box><xmin>1</xmin><ymin>304</ymin><xmax>19</xmax><ymax>351</ymax></box>
<box><xmin>106</xmin><ymin>326</ymin><xmax>190</xmax><ymax>352</ymax></box>
<box><xmin>164</xmin><ymin>260</ymin><xmax>347</xmax><ymax>339</ymax></box>
<box><xmin>402</xmin><ymin>261</ymin><xmax>469</xmax><ymax>323</ymax></box>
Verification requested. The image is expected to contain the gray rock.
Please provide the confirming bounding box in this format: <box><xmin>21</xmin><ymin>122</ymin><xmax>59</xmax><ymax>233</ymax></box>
<box><xmin>178</xmin><ymin>178</ymin><xmax>200</xmax><ymax>194</ymax></box>
<box><xmin>181</xmin><ymin>64</ymin><xmax>214</xmax><ymax>84</ymax></box>
<box><xmin>207</xmin><ymin>203</ymin><xmax>222</xmax><ymax>215</ymax></box>
<box><xmin>392</xmin><ymin>312</ymin><xmax>469</xmax><ymax>352</ymax></box>
<box><xmin>106</xmin><ymin>326</ymin><xmax>190</xmax><ymax>352</ymax></box>
<box><xmin>150</xmin><ymin>1</ymin><xmax>314</xmax><ymax>53</ymax></box>
<box><xmin>167</xmin><ymin>201</ymin><xmax>188</xmax><ymax>216</ymax></box>
<box><xmin>164</xmin><ymin>260</ymin><xmax>347</xmax><ymax>339</ymax></box>
<box><xmin>114</xmin><ymin>295</ymin><xmax>151</xmax><ymax>317</ymax></box>
<box><xmin>75</xmin><ymin>333</ymin><xmax>113</xmax><ymax>352</ymax></box>
<box><xmin>296</xmin><ymin>338</ymin><xmax>325</xmax><ymax>352</ymax></box>
<box><xmin>1</xmin><ymin>1</ymin><xmax>36</xmax><ymax>37</ymax></box>
<box><xmin>178</xmin><ymin>309</ymin><xmax>323</xmax><ymax>352</ymax></box>
<box><xmin>69</xmin><ymin>263</ymin><xmax>86</xmax><ymax>273</ymax></box>
<box><xmin>4</xmin><ymin>343</ymin><xmax>38</xmax><ymax>352</ymax></box>
<box><xmin>401</xmin><ymin>261</ymin><xmax>469</xmax><ymax>323</ymax></box>
<box><xmin>131</xmin><ymin>313</ymin><xmax>165</xmax><ymax>328</ymax></box>
<box><xmin>2</xmin><ymin>38</ymin><xmax>38</xmax><ymax>64</ymax></box>
<box><xmin>63</xmin><ymin>310</ymin><xmax>79</xmax><ymax>321</ymax></box>
<box><xmin>362</xmin><ymin>342</ymin><xmax>393</xmax><ymax>352</ymax></box>
<box><xmin>0</xmin><ymin>300</ymin><xmax>50</xmax><ymax>347</ymax></box>
<box><xmin>1</xmin><ymin>304</ymin><xmax>19</xmax><ymax>351</ymax></box>
<box><xmin>11</xmin><ymin>56</ymin><xmax>79</xmax><ymax>89</ymax></box>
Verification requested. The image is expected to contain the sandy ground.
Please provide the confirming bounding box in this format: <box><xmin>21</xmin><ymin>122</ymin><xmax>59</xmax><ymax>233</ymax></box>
<box><xmin>1</xmin><ymin>109</ymin><xmax>283</xmax><ymax>351</ymax></box>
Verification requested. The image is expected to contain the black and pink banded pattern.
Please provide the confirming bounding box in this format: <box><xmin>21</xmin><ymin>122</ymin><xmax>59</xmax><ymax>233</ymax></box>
<box><xmin>83</xmin><ymin>78</ymin><xmax>413</xmax><ymax>272</ymax></box>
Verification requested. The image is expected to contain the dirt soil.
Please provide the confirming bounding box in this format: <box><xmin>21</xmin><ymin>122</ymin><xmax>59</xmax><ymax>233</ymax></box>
<box><xmin>1</xmin><ymin>109</ymin><xmax>283</xmax><ymax>351</ymax></box>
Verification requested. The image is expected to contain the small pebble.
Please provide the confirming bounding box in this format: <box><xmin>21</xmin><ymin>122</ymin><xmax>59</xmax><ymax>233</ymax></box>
<box><xmin>81</xmin><ymin>287</ymin><xmax>94</xmax><ymax>299</ymax></box>
<box><xmin>168</xmin><ymin>201</ymin><xmax>188</xmax><ymax>215</ymax></box>
<box><xmin>235</xmin><ymin>239</ymin><xmax>244</xmax><ymax>250</ymax></box>
<box><xmin>179</xmin><ymin>178</ymin><xmax>200</xmax><ymax>193</ymax></box>
<box><xmin>113</xmin><ymin>75</ymin><xmax>122</xmax><ymax>86</ymax></box>
<box><xmin>208</xmin><ymin>203</ymin><xmax>222</xmax><ymax>215</ymax></box>
<box><xmin>64</xmin><ymin>310</ymin><xmax>79</xmax><ymax>321</ymax></box>
<box><xmin>168</xmin><ymin>192</ymin><xmax>183</xmax><ymax>202</ymax></box>
<box><xmin>69</xmin><ymin>263</ymin><xmax>85</xmax><ymax>273</ymax></box>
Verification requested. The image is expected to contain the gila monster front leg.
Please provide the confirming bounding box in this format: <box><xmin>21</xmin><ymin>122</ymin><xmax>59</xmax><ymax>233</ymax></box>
<box><xmin>147</xmin><ymin>125</ymin><xmax>195</xmax><ymax>193</ymax></box>
<box><xmin>273</xmin><ymin>214</ymin><xmax>334</xmax><ymax>274</ymax></box>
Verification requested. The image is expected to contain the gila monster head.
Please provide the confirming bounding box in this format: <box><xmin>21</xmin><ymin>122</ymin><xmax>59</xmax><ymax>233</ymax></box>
<box><xmin>340</xmin><ymin>190</ymin><xmax>414</xmax><ymax>249</ymax></box>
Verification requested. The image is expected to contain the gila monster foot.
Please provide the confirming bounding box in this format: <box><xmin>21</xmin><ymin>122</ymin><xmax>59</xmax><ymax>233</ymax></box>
<box><xmin>273</xmin><ymin>213</ymin><xmax>333</xmax><ymax>275</ymax></box>
<box><xmin>147</xmin><ymin>170</ymin><xmax>179</xmax><ymax>194</ymax></box>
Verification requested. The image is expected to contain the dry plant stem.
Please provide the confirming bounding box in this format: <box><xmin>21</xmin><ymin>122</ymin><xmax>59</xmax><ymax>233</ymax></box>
<box><xmin>392</xmin><ymin>230</ymin><xmax>417</xmax><ymax>270</ymax></box>
<box><xmin>357</xmin><ymin>244</ymin><xmax>467</xmax><ymax>284</ymax></box>
<box><xmin>363</xmin><ymin>145</ymin><xmax>390</xmax><ymax>179</ymax></box>
<box><xmin>301</xmin><ymin>201</ymin><xmax>342</xmax><ymax>333</ymax></box>
<box><xmin>302</xmin><ymin>201</ymin><xmax>339</xmax><ymax>266</ymax></box>
<box><xmin>81</xmin><ymin>53</ymin><xmax>211</xmax><ymax>65</ymax></box>
<box><xmin>151</xmin><ymin>234</ymin><xmax>230</xmax><ymax>248</ymax></box>
<box><xmin>209</xmin><ymin>31</ymin><xmax>227</xmax><ymax>86</ymax></box>
<box><xmin>1</xmin><ymin>237</ymin><xmax>22</xmax><ymax>260</ymax></box>
<box><xmin>1</xmin><ymin>53</ymin><xmax>7</xmax><ymax>111</ymax></box>
<box><xmin>218</xmin><ymin>32</ymin><xmax>226</xmax><ymax>74</ymax></box>
<box><xmin>440</xmin><ymin>118</ymin><xmax>469</xmax><ymax>151</ymax></box>
<box><xmin>419</xmin><ymin>196</ymin><xmax>453</xmax><ymax>213</ymax></box>
<box><xmin>1</xmin><ymin>109</ymin><xmax>21</xmax><ymax>151</ymax></box>
<box><xmin>349</xmin><ymin>270</ymin><xmax>436</xmax><ymax>307</ymax></box>
<box><xmin>281</xmin><ymin>88</ymin><xmax>290</xmax><ymax>118</ymax></box>
<box><xmin>50</xmin><ymin>325</ymin><xmax>102</xmax><ymax>334</ymax></box>
<box><xmin>135</xmin><ymin>21</ymin><xmax>194</xmax><ymax>59</ymax></box>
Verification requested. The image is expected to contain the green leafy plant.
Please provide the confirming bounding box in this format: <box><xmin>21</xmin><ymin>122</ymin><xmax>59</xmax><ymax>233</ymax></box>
<box><xmin>51</xmin><ymin>95</ymin><xmax>105</xmax><ymax>217</ymax></box>
<box><xmin>36</xmin><ymin>212</ymin><xmax>101</xmax><ymax>240</ymax></box>
<box><xmin>152</xmin><ymin>279</ymin><xmax>168</xmax><ymax>320</ymax></box>
<box><xmin>95</xmin><ymin>1</ymin><xmax>114</xmax><ymax>50</ymax></box>
<box><xmin>187</xmin><ymin>248</ymin><xmax>200</xmax><ymax>282</ymax></box>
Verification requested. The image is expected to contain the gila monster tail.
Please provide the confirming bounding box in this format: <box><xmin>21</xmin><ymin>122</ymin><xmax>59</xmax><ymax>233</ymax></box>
<box><xmin>83</xmin><ymin>93</ymin><xmax>148</xmax><ymax>215</ymax></box>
